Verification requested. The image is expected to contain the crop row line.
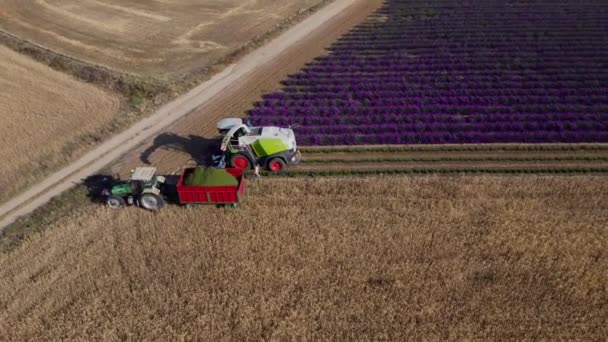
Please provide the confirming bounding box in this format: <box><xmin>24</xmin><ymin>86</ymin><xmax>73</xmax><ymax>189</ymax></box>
<box><xmin>301</xmin><ymin>156</ymin><xmax>608</xmax><ymax>164</ymax></box>
<box><xmin>299</xmin><ymin>145</ymin><xmax>608</xmax><ymax>153</ymax></box>
<box><xmin>261</xmin><ymin>168</ymin><xmax>608</xmax><ymax>177</ymax></box>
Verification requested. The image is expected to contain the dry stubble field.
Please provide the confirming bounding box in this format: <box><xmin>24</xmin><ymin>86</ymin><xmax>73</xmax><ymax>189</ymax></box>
<box><xmin>0</xmin><ymin>0</ymin><xmax>325</xmax><ymax>77</ymax></box>
<box><xmin>1</xmin><ymin>176</ymin><xmax>606</xmax><ymax>340</ymax></box>
<box><xmin>0</xmin><ymin>46</ymin><xmax>119</xmax><ymax>204</ymax></box>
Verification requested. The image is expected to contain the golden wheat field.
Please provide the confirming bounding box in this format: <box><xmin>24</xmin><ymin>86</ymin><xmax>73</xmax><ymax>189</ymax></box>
<box><xmin>0</xmin><ymin>0</ymin><xmax>324</xmax><ymax>77</ymax></box>
<box><xmin>0</xmin><ymin>175</ymin><xmax>606</xmax><ymax>340</ymax></box>
<box><xmin>0</xmin><ymin>46</ymin><xmax>119</xmax><ymax>204</ymax></box>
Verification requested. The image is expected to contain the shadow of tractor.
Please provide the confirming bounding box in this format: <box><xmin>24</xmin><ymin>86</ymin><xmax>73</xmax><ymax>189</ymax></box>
<box><xmin>81</xmin><ymin>174</ymin><xmax>117</xmax><ymax>204</ymax></box>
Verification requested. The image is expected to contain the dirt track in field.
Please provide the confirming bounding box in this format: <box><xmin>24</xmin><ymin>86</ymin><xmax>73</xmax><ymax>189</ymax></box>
<box><xmin>0</xmin><ymin>0</ymin><xmax>382</xmax><ymax>230</ymax></box>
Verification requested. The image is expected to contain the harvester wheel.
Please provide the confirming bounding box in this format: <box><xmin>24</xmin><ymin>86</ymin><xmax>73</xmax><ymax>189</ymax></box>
<box><xmin>267</xmin><ymin>158</ymin><xmax>286</xmax><ymax>172</ymax></box>
<box><xmin>230</xmin><ymin>154</ymin><xmax>251</xmax><ymax>170</ymax></box>
<box><xmin>139</xmin><ymin>193</ymin><xmax>164</xmax><ymax>211</ymax></box>
<box><xmin>106</xmin><ymin>195</ymin><xmax>125</xmax><ymax>209</ymax></box>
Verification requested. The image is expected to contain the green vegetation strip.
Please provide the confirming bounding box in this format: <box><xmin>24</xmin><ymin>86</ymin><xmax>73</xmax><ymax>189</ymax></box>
<box><xmin>184</xmin><ymin>167</ymin><xmax>239</xmax><ymax>186</ymax></box>
<box><xmin>261</xmin><ymin>167</ymin><xmax>608</xmax><ymax>177</ymax></box>
<box><xmin>302</xmin><ymin>156</ymin><xmax>608</xmax><ymax>164</ymax></box>
<box><xmin>300</xmin><ymin>144</ymin><xmax>608</xmax><ymax>154</ymax></box>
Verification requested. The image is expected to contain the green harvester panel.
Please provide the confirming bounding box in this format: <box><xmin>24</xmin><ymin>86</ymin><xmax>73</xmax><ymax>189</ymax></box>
<box><xmin>251</xmin><ymin>138</ymin><xmax>289</xmax><ymax>157</ymax></box>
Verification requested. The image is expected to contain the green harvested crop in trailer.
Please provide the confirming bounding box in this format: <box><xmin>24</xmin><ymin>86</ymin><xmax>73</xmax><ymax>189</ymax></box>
<box><xmin>184</xmin><ymin>167</ymin><xmax>238</xmax><ymax>186</ymax></box>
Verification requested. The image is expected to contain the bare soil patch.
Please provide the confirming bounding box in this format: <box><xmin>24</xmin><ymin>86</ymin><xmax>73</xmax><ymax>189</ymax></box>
<box><xmin>0</xmin><ymin>176</ymin><xmax>606</xmax><ymax>340</ymax></box>
<box><xmin>0</xmin><ymin>46</ymin><xmax>119</xmax><ymax>203</ymax></box>
<box><xmin>0</xmin><ymin>0</ymin><xmax>326</xmax><ymax>78</ymax></box>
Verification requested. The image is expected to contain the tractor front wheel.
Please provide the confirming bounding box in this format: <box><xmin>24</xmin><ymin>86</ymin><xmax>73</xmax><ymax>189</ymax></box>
<box><xmin>267</xmin><ymin>158</ymin><xmax>286</xmax><ymax>172</ymax></box>
<box><xmin>106</xmin><ymin>195</ymin><xmax>125</xmax><ymax>209</ymax></box>
<box><xmin>230</xmin><ymin>154</ymin><xmax>251</xmax><ymax>170</ymax></box>
<box><xmin>139</xmin><ymin>193</ymin><xmax>164</xmax><ymax>211</ymax></box>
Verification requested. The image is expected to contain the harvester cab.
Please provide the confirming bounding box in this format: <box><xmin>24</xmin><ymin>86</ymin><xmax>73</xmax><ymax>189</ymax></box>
<box><xmin>216</xmin><ymin>118</ymin><xmax>301</xmax><ymax>172</ymax></box>
<box><xmin>102</xmin><ymin>167</ymin><xmax>166</xmax><ymax>210</ymax></box>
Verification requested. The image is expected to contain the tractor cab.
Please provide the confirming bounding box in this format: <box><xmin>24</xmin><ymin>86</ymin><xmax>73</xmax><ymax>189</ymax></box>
<box><xmin>129</xmin><ymin>167</ymin><xmax>165</xmax><ymax>194</ymax></box>
<box><xmin>102</xmin><ymin>167</ymin><xmax>166</xmax><ymax>210</ymax></box>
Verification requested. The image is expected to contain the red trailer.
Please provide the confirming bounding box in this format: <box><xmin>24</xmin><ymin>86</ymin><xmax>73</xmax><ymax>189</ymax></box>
<box><xmin>176</xmin><ymin>168</ymin><xmax>245</xmax><ymax>207</ymax></box>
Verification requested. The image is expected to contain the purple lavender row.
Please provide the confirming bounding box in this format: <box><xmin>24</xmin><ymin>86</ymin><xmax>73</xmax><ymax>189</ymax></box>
<box><xmin>293</xmin><ymin>122</ymin><xmax>608</xmax><ymax>134</ymax></box>
<box><xmin>298</xmin><ymin>131</ymin><xmax>608</xmax><ymax>145</ymax></box>
<box><xmin>246</xmin><ymin>0</ymin><xmax>608</xmax><ymax>145</ymax></box>
<box><xmin>252</xmin><ymin>113</ymin><xmax>608</xmax><ymax>124</ymax></box>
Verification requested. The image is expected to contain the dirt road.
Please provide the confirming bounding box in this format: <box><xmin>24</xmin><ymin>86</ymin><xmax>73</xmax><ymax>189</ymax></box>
<box><xmin>0</xmin><ymin>0</ymin><xmax>382</xmax><ymax>230</ymax></box>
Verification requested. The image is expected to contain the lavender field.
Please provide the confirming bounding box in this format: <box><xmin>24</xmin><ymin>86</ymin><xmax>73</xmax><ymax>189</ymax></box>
<box><xmin>248</xmin><ymin>0</ymin><xmax>608</xmax><ymax>145</ymax></box>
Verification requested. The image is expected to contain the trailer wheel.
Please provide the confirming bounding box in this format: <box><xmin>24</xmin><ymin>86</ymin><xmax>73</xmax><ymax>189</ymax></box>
<box><xmin>106</xmin><ymin>195</ymin><xmax>125</xmax><ymax>209</ymax></box>
<box><xmin>139</xmin><ymin>193</ymin><xmax>164</xmax><ymax>211</ymax></box>
<box><xmin>230</xmin><ymin>154</ymin><xmax>251</xmax><ymax>170</ymax></box>
<box><xmin>267</xmin><ymin>158</ymin><xmax>286</xmax><ymax>172</ymax></box>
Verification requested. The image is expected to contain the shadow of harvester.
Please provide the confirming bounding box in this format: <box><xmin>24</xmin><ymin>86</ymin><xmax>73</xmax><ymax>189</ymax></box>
<box><xmin>139</xmin><ymin>133</ymin><xmax>222</xmax><ymax>166</ymax></box>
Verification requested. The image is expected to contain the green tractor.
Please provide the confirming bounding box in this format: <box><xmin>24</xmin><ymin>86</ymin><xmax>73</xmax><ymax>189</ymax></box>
<box><xmin>216</xmin><ymin>118</ymin><xmax>301</xmax><ymax>172</ymax></box>
<box><xmin>101</xmin><ymin>167</ymin><xmax>166</xmax><ymax>210</ymax></box>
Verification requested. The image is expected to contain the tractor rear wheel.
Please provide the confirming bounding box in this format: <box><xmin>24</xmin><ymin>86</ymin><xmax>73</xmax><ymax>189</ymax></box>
<box><xmin>139</xmin><ymin>193</ymin><xmax>164</xmax><ymax>211</ymax></box>
<box><xmin>230</xmin><ymin>154</ymin><xmax>251</xmax><ymax>170</ymax></box>
<box><xmin>267</xmin><ymin>158</ymin><xmax>286</xmax><ymax>172</ymax></box>
<box><xmin>106</xmin><ymin>195</ymin><xmax>125</xmax><ymax>209</ymax></box>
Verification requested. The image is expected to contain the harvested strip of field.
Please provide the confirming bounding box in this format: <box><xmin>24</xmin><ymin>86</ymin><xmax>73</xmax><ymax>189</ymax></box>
<box><xmin>303</xmin><ymin>156</ymin><xmax>608</xmax><ymax>163</ymax></box>
<box><xmin>292</xmin><ymin>144</ymin><xmax>608</xmax><ymax>173</ymax></box>
<box><xmin>300</xmin><ymin>143</ymin><xmax>608</xmax><ymax>153</ymax></box>
<box><xmin>295</xmin><ymin>161</ymin><xmax>608</xmax><ymax>172</ymax></box>
<box><xmin>0</xmin><ymin>0</ymin><xmax>327</xmax><ymax>77</ymax></box>
<box><xmin>0</xmin><ymin>46</ymin><xmax>119</xmax><ymax>204</ymax></box>
<box><xmin>0</xmin><ymin>176</ymin><xmax>606</xmax><ymax>340</ymax></box>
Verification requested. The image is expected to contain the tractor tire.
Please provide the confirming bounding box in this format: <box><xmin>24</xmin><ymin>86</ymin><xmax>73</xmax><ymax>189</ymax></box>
<box><xmin>139</xmin><ymin>193</ymin><xmax>164</xmax><ymax>211</ymax></box>
<box><xmin>106</xmin><ymin>195</ymin><xmax>125</xmax><ymax>209</ymax></box>
<box><xmin>267</xmin><ymin>158</ymin><xmax>286</xmax><ymax>172</ymax></box>
<box><xmin>230</xmin><ymin>154</ymin><xmax>251</xmax><ymax>170</ymax></box>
